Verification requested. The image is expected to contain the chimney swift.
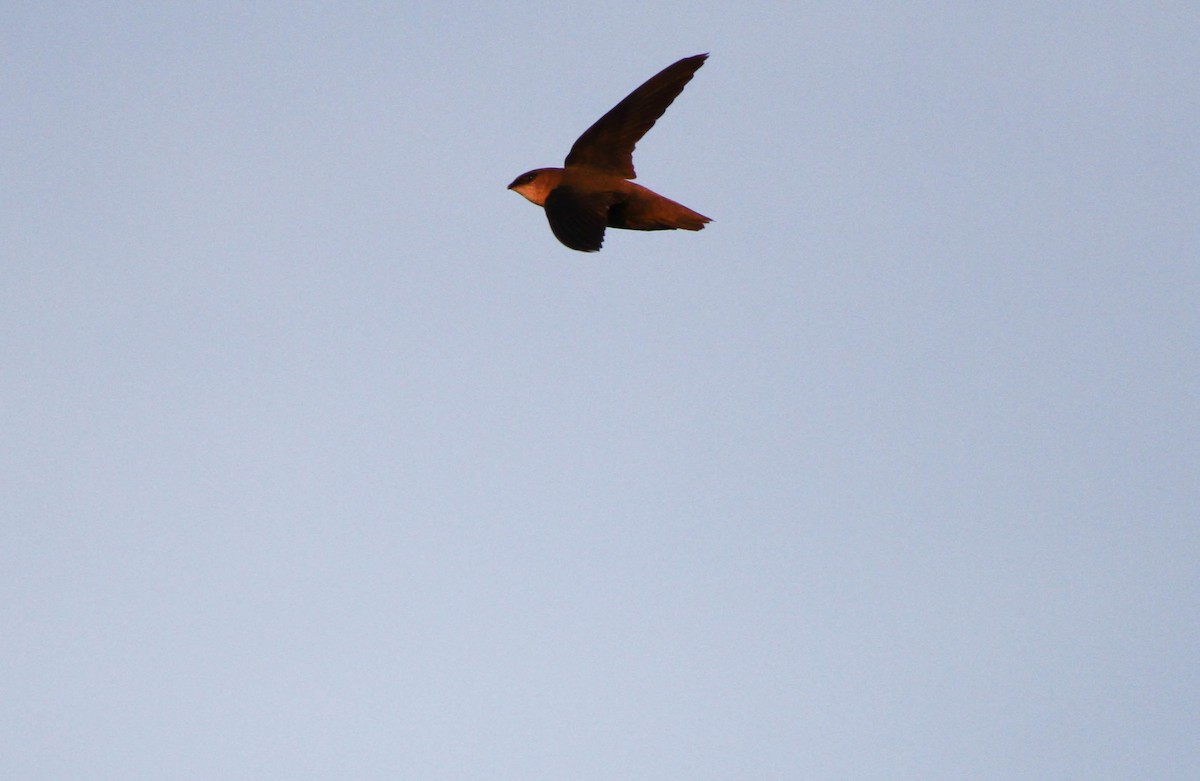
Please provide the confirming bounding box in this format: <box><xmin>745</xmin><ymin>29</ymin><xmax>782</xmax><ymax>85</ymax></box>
<box><xmin>507</xmin><ymin>53</ymin><xmax>711</xmax><ymax>252</ymax></box>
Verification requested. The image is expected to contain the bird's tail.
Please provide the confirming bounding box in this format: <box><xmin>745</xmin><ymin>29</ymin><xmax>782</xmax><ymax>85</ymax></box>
<box><xmin>620</xmin><ymin>190</ymin><xmax>712</xmax><ymax>232</ymax></box>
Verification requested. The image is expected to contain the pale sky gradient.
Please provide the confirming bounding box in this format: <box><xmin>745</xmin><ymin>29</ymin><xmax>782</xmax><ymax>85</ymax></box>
<box><xmin>3</xmin><ymin>3</ymin><xmax>1198</xmax><ymax>779</ymax></box>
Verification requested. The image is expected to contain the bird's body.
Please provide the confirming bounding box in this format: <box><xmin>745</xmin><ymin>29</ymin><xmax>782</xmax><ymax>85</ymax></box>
<box><xmin>508</xmin><ymin>54</ymin><xmax>711</xmax><ymax>252</ymax></box>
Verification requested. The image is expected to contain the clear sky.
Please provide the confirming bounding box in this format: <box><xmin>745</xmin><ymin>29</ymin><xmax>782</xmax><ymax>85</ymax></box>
<box><xmin>3</xmin><ymin>3</ymin><xmax>1197</xmax><ymax>778</ymax></box>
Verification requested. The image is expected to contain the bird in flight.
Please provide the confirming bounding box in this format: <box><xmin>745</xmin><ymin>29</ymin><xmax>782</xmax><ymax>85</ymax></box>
<box><xmin>507</xmin><ymin>53</ymin><xmax>712</xmax><ymax>252</ymax></box>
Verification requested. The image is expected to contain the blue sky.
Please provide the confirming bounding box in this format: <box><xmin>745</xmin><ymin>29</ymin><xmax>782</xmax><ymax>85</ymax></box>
<box><xmin>3</xmin><ymin>3</ymin><xmax>1197</xmax><ymax>778</ymax></box>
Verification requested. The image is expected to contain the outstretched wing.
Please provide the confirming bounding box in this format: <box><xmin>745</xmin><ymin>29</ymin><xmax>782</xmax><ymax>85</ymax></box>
<box><xmin>543</xmin><ymin>186</ymin><xmax>620</xmax><ymax>252</ymax></box>
<box><xmin>564</xmin><ymin>54</ymin><xmax>707</xmax><ymax>180</ymax></box>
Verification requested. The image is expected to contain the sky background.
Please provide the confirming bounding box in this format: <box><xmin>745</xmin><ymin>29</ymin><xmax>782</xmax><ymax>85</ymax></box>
<box><xmin>2</xmin><ymin>2</ymin><xmax>1197</xmax><ymax>778</ymax></box>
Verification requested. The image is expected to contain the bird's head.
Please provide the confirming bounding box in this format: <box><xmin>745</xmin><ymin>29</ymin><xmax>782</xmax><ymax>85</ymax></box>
<box><xmin>506</xmin><ymin>168</ymin><xmax>563</xmax><ymax>207</ymax></box>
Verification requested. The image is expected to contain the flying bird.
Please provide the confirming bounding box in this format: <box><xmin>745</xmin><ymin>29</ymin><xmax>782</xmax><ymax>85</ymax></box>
<box><xmin>507</xmin><ymin>53</ymin><xmax>712</xmax><ymax>252</ymax></box>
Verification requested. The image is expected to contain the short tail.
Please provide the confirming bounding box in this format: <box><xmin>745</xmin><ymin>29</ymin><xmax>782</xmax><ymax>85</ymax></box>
<box><xmin>668</xmin><ymin>204</ymin><xmax>711</xmax><ymax>231</ymax></box>
<box><xmin>626</xmin><ymin>195</ymin><xmax>711</xmax><ymax>232</ymax></box>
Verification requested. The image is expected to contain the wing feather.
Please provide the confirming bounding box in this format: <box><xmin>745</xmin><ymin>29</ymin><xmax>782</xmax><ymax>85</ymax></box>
<box><xmin>564</xmin><ymin>54</ymin><xmax>708</xmax><ymax>179</ymax></box>
<box><xmin>543</xmin><ymin>186</ymin><xmax>620</xmax><ymax>252</ymax></box>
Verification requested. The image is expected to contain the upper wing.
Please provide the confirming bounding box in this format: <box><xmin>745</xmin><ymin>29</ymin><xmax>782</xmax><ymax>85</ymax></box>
<box><xmin>543</xmin><ymin>186</ymin><xmax>620</xmax><ymax>252</ymax></box>
<box><xmin>564</xmin><ymin>54</ymin><xmax>708</xmax><ymax>180</ymax></box>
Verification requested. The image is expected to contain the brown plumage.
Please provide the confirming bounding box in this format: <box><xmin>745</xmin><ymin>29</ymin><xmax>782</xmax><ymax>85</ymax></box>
<box><xmin>508</xmin><ymin>54</ymin><xmax>712</xmax><ymax>252</ymax></box>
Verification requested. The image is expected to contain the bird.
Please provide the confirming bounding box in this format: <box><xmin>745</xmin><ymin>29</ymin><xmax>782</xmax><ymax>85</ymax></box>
<box><xmin>507</xmin><ymin>53</ymin><xmax>712</xmax><ymax>252</ymax></box>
